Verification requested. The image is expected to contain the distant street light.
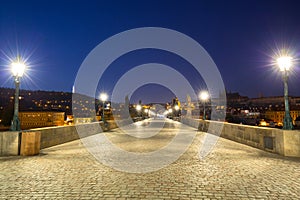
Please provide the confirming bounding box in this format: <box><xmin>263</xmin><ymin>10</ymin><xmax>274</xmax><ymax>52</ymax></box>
<box><xmin>136</xmin><ymin>104</ymin><xmax>142</xmax><ymax>111</ymax></box>
<box><xmin>10</xmin><ymin>57</ymin><xmax>26</xmax><ymax>131</ymax></box>
<box><xmin>199</xmin><ymin>91</ymin><xmax>209</xmax><ymax>120</ymax></box>
<box><xmin>100</xmin><ymin>93</ymin><xmax>108</xmax><ymax>102</ymax></box>
<box><xmin>277</xmin><ymin>55</ymin><xmax>294</xmax><ymax>130</ymax></box>
<box><xmin>100</xmin><ymin>93</ymin><xmax>108</xmax><ymax>124</ymax></box>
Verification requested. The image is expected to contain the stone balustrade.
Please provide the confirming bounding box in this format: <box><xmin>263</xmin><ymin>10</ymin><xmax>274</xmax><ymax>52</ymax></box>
<box><xmin>181</xmin><ymin>117</ymin><xmax>300</xmax><ymax>157</ymax></box>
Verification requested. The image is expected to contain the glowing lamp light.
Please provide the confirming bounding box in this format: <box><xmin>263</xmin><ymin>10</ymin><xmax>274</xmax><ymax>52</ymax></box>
<box><xmin>168</xmin><ymin>108</ymin><xmax>173</xmax><ymax>113</ymax></box>
<box><xmin>100</xmin><ymin>93</ymin><xmax>108</xmax><ymax>102</ymax></box>
<box><xmin>199</xmin><ymin>90</ymin><xmax>209</xmax><ymax>120</ymax></box>
<box><xmin>277</xmin><ymin>56</ymin><xmax>292</xmax><ymax>71</ymax></box>
<box><xmin>144</xmin><ymin>108</ymin><xmax>149</xmax><ymax>113</ymax></box>
<box><xmin>11</xmin><ymin>61</ymin><xmax>26</xmax><ymax>77</ymax></box>
<box><xmin>174</xmin><ymin>105</ymin><xmax>179</xmax><ymax>111</ymax></box>
<box><xmin>136</xmin><ymin>104</ymin><xmax>142</xmax><ymax>111</ymax></box>
<box><xmin>199</xmin><ymin>91</ymin><xmax>209</xmax><ymax>101</ymax></box>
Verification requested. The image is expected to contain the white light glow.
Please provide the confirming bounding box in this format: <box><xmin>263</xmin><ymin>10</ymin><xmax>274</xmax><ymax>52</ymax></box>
<box><xmin>11</xmin><ymin>61</ymin><xmax>26</xmax><ymax>77</ymax></box>
<box><xmin>199</xmin><ymin>91</ymin><xmax>209</xmax><ymax>101</ymax></box>
<box><xmin>100</xmin><ymin>93</ymin><xmax>108</xmax><ymax>101</ymax></box>
<box><xmin>168</xmin><ymin>108</ymin><xmax>173</xmax><ymax>113</ymax></box>
<box><xmin>144</xmin><ymin>108</ymin><xmax>149</xmax><ymax>113</ymax></box>
<box><xmin>174</xmin><ymin>105</ymin><xmax>179</xmax><ymax>110</ymax></box>
<box><xmin>277</xmin><ymin>56</ymin><xmax>292</xmax><ymax>71</ymax></box>
<box><xmin>136</xmin><ymin>104</ymin><xmax>142</xmax><ymax>111</ymax></box>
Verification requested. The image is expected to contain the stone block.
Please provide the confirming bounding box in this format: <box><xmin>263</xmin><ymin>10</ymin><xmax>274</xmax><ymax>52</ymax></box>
<box><xmin>272</xmin><ymin>129</ymin><xmax>284</xmax><ymax>155</ymax></box>
<box><xmin>283</xmin><ymin>130</ymin><xmax>300</xmax><ymax>157</ymax></box>
<box><xmin>0</xmin><ymin>131</ymin><xmax>20</xmax><ymax>156</ymax></box>
<box><xmin>20</xmin><ymin>131</ymin><xmax>41</xmax><ymax>156</ymax></box>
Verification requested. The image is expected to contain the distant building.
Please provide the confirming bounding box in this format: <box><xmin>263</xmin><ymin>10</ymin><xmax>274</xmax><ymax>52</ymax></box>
<box><xmin>227</xmin><ymin>92</ymin><xmax>249</xmax><ymax>105</ymax></box>
<box><xmin>249</xmin><ymin>96</ymin><xmax>300</xmax><ymax>107</ymax></box>
<box><xmin>265</xmin><ymin>110</ymin><xmax>300</xmax><ymax>126</ymax></box>
<box><xmin>19</xmin><ymin>111</ymin><xmax>65</xmax><ymax>129</ymax></box>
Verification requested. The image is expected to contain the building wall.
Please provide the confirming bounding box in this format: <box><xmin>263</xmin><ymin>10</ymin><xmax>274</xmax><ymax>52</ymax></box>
<box><xmin>19</xmin><ymin>111</ymin><xmax>65</xmax><ymax>130</ymax></box>
<box><xmin>265</xmin><ymin>110</ymin><xmax>300</xmax><ymax>124</ymax></box>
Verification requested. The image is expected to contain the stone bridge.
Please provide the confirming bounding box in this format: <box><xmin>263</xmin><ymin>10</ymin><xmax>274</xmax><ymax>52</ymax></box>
<box><xmin>1</xmin><ymin>118</ymin><xmax>300</xmax><ymax>199</ymax></box>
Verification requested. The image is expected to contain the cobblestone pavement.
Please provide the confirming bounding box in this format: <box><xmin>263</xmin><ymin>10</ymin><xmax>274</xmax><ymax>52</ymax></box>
<box><xmin>1</xmin><ymin>119</ymin><xmax>300</xmax><ymax>199</ymax></box>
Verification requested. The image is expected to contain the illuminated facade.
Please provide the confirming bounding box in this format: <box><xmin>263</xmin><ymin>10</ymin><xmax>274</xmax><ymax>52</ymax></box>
<box><xmin>19</xmin><ymin>111</ymin><xmax>65</xmax><ymax>129</ymax></box>
<box><xmin>265</xmin><ymin>110</ymin><xmax>300</xmax><ymax>125</ymax></box>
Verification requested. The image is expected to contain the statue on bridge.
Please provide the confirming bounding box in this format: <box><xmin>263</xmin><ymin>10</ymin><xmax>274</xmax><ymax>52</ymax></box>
<box><xmin>186</xmin><ymin>94</ymin><xmax>192</xmax><ymax>118</ymax></box>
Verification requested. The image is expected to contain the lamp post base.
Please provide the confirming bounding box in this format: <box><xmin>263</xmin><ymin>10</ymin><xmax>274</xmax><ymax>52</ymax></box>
<box><xmin>283</xmin><ymin>113</ymin><xmax>294</xmax><ymax>130</ymax></box>
<box><xmin>10</xmin><ymin>116</ymin><xmax>21</xmax><ymax>131</ymax></box>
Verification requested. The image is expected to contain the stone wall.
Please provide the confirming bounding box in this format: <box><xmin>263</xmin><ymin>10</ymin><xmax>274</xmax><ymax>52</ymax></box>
<box><xmin>32</xmin><ymin>120</ymin><xmax>118</xmax><ymax>149</ymax></box>
<box><xmin>4</xmin><ymin>117</ymin><xmax>299</xmax><ymax>157</ymax></box>
<box><xmin>0</xmin><ymin>120</ymin><xmax>120</xmax><ymax>156</ymax></box>
<box><xmin>181</xmin><ymin>117</ymin><xmax>300</xmax><ymax>157</ymax></box>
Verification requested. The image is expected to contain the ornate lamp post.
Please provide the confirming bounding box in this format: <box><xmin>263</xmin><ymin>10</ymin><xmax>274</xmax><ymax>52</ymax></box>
<box><xmin>10</xmin><ymin>57</ymin><xmax>26</xmax><ymax>131</ymax></box>
<box><xmin>277</xmin><ymin>56</ymin><xmax>294</xmax><ymax>130</ymax></box>
<box><xmin>199</xmin><ymin>91</ymin><xmax>209</xmax><ymax>120</ymax></box>
<box><xmin>100</xmin><ymin>93</ymin><xmax>108</xmax><ymax>124</ymax></box>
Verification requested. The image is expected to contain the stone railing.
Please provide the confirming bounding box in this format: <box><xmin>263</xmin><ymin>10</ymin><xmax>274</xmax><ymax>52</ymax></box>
<box><xmin>36</xmin><ymin>121</ymin><xmax>117</xmax><ymax>149</ymax></box>
<box><xmin>3</xmin><ymin>118</ymin><xmax>300</xmax><ymax>157</ymax></box>
<box><xmin>181</xmin><ymin>117</ymin><xmax>300</xmax><ymax>157</ymax></box>
<box><xmin>0</xmin><ymin>120</ymin><xmax>121</xmax><ymax>156</ymax></box>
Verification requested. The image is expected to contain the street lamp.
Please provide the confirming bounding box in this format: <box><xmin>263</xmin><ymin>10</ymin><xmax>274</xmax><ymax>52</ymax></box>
<box><xmin>100</xmin><ymin>93</ymin><xmax>108</xmax><ymax>124</ymax></box>
<box><xmin>136</xmin><ymin>104</ymin><xmax>142</xmax><ymax>119</ymax></box>
<box><xmin>10</xmin><ymin>57</ymin><xmax>26</xmax><ymax>131</ymax></box>
<box><xmin>277</xmin><ymin>56</ymin><xmax>294</xmax><ymax>130</ymax></box>
<box><xmin>136</xmin><ymin>104</ymin><xmax>142</xmax><ymax>112</ymax></box>
<box><xmin>199</xmin><ymin>91</ymin><xmax>209</xmax><ymax>120</ymax></box>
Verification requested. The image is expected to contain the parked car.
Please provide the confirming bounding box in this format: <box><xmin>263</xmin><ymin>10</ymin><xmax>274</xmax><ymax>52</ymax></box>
<box><xmin>259</xmin><ymin>119</ymin><xmax>278</xmax><ymax>128</ymax></box>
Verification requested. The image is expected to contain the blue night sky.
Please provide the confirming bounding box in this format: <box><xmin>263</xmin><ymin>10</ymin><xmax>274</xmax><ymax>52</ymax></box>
<box><xmin>1</xmin><ymin>0</ymin><xmax>300</xmax><ymax>103</ymax></box>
